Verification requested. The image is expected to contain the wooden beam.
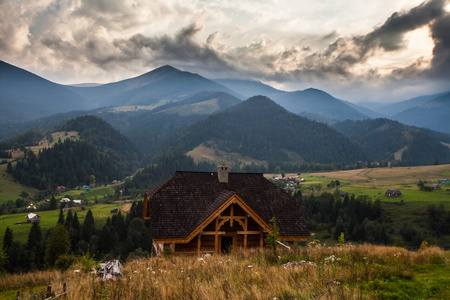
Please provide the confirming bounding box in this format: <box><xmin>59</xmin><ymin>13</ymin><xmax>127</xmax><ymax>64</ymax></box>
<box><xmin>215</xmin><ymin>218</ymin><xmax>219</xmax><ymax>255</ymax></box>
<box><xmin>244</xmin><ymin>215</ymin><xmax>248</xmax><ymax>249</ymax></box>
<box><xmin>218</xmin><ymin>216</ymin><xmax>246</xmax><ymax>220</ymax></box>
<box><xmin>230</xmin><ymin>204</ymin><xmax>234</xmax><ymax>227</ymax></box>
<box><xmin>200</xmin><ymin>231</ymin><xmax>225</xmax><ymax>235</ymax></box>
<box><xmin>237</xmin><ymin>231</ymin><xmax>262</xmax><ymax>235</ymax></box>
<box><xmin>197</xmin><ymin>234</ymin><xmax>201</xmax><ymax>256</ymax></box>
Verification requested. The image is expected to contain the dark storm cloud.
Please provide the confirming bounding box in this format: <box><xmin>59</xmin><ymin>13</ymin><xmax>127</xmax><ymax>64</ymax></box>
<box><xmin>113</xmin><ymin>23</ymin><xmax>231</xmax><ymax>69</ymax></box>
<box><xmin>429</xmin><ymin>14</ymin><xmax>450</xmax><ymax>77</ymax></box>
<box><xmin>317</xmin><ymin>0</ymin><xmax>445</xmax><ymax>68</ymax></box>
<box><xmin>355</xmin><ymin>0</ymin><xmax>445</xmax><ymax>55</ymax></box>
<box><xmin>276</xmin><ymin>0</ymin><xmax>448</xmax><ymax>83</ymax></box>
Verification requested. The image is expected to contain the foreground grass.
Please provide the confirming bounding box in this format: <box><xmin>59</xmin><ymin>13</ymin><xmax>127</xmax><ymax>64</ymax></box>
<box><xmin>0</xmin><ymin>245</ymin><xmax>448</xmax><ymax>299</ymax></box>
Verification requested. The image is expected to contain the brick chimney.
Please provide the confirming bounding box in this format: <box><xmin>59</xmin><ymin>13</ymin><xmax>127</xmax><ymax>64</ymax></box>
<box><xmin>217</xmin><ymin>164</ymin><xmax>229</xmax><ymax>183</ymax></box>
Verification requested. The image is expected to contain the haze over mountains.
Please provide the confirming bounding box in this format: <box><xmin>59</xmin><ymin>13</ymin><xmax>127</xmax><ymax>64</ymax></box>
<box><xmin>1</xmin><ymin>59</ymin><xmax>450</xmax><ymax>174</ymax></box>
<box><xmin>1</xmin><ymin>60</ymin><xmax>450</xmax><ymax>132</ymax></box>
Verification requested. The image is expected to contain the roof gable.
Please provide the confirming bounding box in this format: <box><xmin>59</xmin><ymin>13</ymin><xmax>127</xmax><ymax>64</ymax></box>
<box><xmin>146</xmin><ymin>171</ymin><xmax>309</xmax><ymax>240</ymax></box>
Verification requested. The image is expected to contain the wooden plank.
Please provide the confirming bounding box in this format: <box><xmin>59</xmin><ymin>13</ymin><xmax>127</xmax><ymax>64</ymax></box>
<box><xmin>215</xmin><ymin>218</ymin><xmax>219</xmax><ymax>254</ymax></box>
<box><xmin>230</xmin><ymin>204</ymin><xmax>234</xmax><ymax>227</ymax></box>
<box><xmin>200</xmin><ymin>231</ymin><xmax>225</xmax><ymax>235</ymax></box>
<box><xmin>197</xmin><ymin>234</ymin><xmax>201</xmax><ymax>256</ymax></box>
<box><xmin>244</xmin><ymin>215</ymin><xmax>248</xmax><ymax>249</ymax></box>
<box><xmin>218</xmin><ymin>216</ymin><xmax>246</xmax><ymax>220</ymax></box>
<box><xmin>237</xmin><ymin>231</ymin><xmax>262</xmax><ymax>235</ymax></box>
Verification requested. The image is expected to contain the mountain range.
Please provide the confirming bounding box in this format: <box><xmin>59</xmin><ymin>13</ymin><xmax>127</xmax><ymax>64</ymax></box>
<box><xmin>1</xmin><ymin>60</ymin><xmax>450</xmax><ymax>182</ymax></box>
<box><xmin>2</xmin><ymin>60</ymin><xmax>450</xmax><ymax>133</ymax></box>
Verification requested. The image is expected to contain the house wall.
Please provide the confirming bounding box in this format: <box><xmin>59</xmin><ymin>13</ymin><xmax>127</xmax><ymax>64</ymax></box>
<box><xmin>173</xmin><ymin>203</ymin><xmax>266</xmax><ymax>254</ymax></box>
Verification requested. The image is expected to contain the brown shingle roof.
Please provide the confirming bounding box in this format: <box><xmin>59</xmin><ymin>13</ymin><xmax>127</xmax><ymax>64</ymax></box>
<box><xmin>146</xmin><ymin>171</ymin><xmax>309</xmax><ymax>239</ymax></box>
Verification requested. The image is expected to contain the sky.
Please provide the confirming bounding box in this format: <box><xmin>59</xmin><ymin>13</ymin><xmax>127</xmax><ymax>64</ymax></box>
<box><xmin>1</xmin><ymin>0</ymin><xmax>449</xmax><ymax>103</ymax></box>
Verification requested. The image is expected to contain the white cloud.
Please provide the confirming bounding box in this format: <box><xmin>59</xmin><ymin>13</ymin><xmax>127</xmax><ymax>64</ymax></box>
<box><xmin>0</xmin><ymin>0</ymin><xmax>449</xmax><ymax>101</ymax></box>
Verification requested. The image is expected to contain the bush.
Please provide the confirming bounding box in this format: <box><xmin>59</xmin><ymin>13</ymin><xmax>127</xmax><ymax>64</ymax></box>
<box><xmin>54</xmin><ymin>254</ymin><xmax>76</xmax><ymax>270</ymax></box>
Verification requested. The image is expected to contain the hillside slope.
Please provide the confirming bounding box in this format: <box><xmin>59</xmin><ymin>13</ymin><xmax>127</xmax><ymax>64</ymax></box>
<box><xmin>10</xmin><ymin>116</ymin><xmax>140</xmax><ymax>189</ymax></box>
<box><xmin>169</xmin><ymin>96</ymin><xmax>367</xmax><ymax>166</ymax></box>
<box><xmin>333</xmin><ymin>118</ymin><xmax>450</xmax><ymax>165</ymax></box>
<box><xmin>392</xmin><ymin>93</ymin><xmax>450</xmax><ymax>134</ymax></box>
<box><xmin>0</xmin><ymin>60</ymin><xmax>88</xmax><ymax>124</ymax></box>
<box><xmin>69</xmin><ymin>65</ymin><xmax>241</xmax><ymax>108</ymax></box>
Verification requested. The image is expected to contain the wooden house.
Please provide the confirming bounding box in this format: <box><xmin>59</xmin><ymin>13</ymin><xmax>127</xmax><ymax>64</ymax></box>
<box><xmin>143</xmin><ymin>165</ymin><xmax>309</xmax><ymax>255</ymax></box>
<box><xmin>385</xmin><ymin>189</ymin><xmax>402</xmax><ymax>197</ymax></box>
<box><xmin>26</xmin><ymin>213</ymin><xmax>41</xmax><ymax>223</ymax></box>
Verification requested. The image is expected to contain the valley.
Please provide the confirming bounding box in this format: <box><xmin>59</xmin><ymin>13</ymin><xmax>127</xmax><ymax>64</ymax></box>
<box><xmin>0</xmin><ymin>61</ymin><xmax>449</xmax><ymax>290</ymax></box>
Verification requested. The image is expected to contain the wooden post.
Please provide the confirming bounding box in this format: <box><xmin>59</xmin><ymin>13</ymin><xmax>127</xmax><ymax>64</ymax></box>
<box><xmin>260</xmin><ymin>233</ymin><xmax>264</xmax><ymax>247</ymax></box>
<box><xmin>47</xmin><ymin>285</ymin><xmax>52</xmax><ymax>298</ymax></box>
<box><xmin>63</xmin><ymin>282</ymin><xmax>67</xmax><ymax>298</ymax></box>
<box><xmin>197</xmin><ymin>234</ymin><xmax>201</xmax><ymax>255</ymax></box>
<box><xmin>289</xmin><ymin>241</ymin><xmax>294</xmax><ymax>249</ymax></box>
<box><xmin>16</xmin><ymin>291</ymin><xmax>20</xmax><ymax>300</ymax></box>
<box><xmin>215</xmin><ymin>218</ymin><xmax>219</xmax><ymax>254</ymax></box>
<box><xmin>230</xmin><ymin>204</ymin><xmax>234</xmax><ymax>227</ymax></box>
<box><xmin>244</xmin><ymin>215</ymin><xmax>248</xmax><ymax>249</ymax></box>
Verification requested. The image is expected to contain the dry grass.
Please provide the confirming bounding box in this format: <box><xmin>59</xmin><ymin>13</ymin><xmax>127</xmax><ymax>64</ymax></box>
<box><xmin>1</xmin><ymin>245</ymin><xmax>447</xmax><ymax>299</ymax></box>
<box><xmin>310</xmin><ymin>164</ymin><xmax>450</xmax><ymax>184</ymax></box>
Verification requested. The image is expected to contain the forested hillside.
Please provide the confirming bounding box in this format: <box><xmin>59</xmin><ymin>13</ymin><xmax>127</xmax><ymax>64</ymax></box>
<box><xmin>333</xmin><ymin>118</ymin><xmax>450</xmax><ymax>165</ymax></box>
<box><xmin>167</xmin><ymin>96</ymin><xmax>367</xmax><ymax>166</ymax></box>
<box><xmin>9</xmin><ymin>116</ymin><xmax>141</xmax><ymax>190</ymax></box>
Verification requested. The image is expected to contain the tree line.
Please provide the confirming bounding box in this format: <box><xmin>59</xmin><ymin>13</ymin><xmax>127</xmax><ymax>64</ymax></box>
<box><xmin>294</xmin><ymin>190</ymin><xmax>450</xmax><ymax>249</ymax></box>
<box><xmin>0</xmin><ymin>201</ymin><xmax>152</xmax><ymax>274</ymax></box>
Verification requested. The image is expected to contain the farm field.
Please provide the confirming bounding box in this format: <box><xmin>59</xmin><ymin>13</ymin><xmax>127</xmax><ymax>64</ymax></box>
<box><xmin>268</xmin><ymin>164</ymin><xmax>450</xmax><ymax>248</ymax></box>
<box><xmin>309</xmin><ymin>164</ymin><xmax>450</xmax><ymax>209</ymax></box>
<box><xmin>0</xmin><ymin>163</ymin><xmax>38</xmax><ymax>204</ymax></box>
<box><xmin>0</xmin><ymin>204</ymin><xmax>120</xmax><ymax>243</ymax></box>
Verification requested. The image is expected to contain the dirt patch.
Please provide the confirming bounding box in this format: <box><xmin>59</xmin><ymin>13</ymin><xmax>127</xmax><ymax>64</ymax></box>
<box><xmin>187</xmin><ymin>143</ymin><xmax>268</xmax><ymax>169</ymax></box>
<box><xmin>120</xmin><ymin>203</ymin><xmax>132</xmax><ymax>213</ymax></box>
<box><xmin>394</xmin><ymin>145</ymin><xmax>408</xmax><ymax>161</ymax></box>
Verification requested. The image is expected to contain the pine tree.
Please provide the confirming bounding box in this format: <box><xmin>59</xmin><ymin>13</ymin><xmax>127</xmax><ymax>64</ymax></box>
<box><xmin>26</xmin><ymin>222</ymin><xmax>43</xmax><ymax>270</ymax></box>
<box><xmin>49</xmin><ymin>196</ymin><xmax>57</xmax><ymax>210</ymax></box>
<box><xmin>44</xmin><ymin>225</ymin><xmax>70</xmax><ymax>268</ymax></box>
<box><xmin>65</xmin><ymin>210</ymin><xmax>73</xmax><ymax>230</ymax></box>
<box><xmin>2</xmin><ymin>227</ymin><xmax>13</xmax><ymax>251</ymax></box>
<box><xmin>26</xmin><ymin>222</ymin><xmax>42</xmax><ymax>250</ymax></box>
<box><xmin>70</xmin><ymin>212</ymin><xmax>81</xmax><ymax>250</ymax></box>
<box><xmin>57</xmin><ymin>208</ymin><xmax>65</xmax><ymax>225</ymax></box>
<box><xmin>81</xmin><ymin>209</ymin><xmax>96</xmax><ymax>242</ymax></box>
<box><xmin>6</xmin><ymin>161</ymin><xmax>13</xmax><ymax>173</ymax></box>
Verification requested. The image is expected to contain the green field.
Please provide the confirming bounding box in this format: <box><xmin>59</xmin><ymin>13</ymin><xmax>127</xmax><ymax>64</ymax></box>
<box><xmin>0</xmin><ymin>204</ymin><xmax>120</xmax><ymax>243</ymax></box>
<box><xmin>0</xmin><ymin>161</ymin><xmax>117</xmax><ymax>205</ymax></box>
<box><xmin>0</xmin><ymin>163</ymin><xmax>38</xmax><ymax>204</ymax></box>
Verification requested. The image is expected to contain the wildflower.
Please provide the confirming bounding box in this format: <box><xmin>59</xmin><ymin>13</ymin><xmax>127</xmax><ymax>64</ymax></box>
<box><xmin>197</xmin><ymin>258</ymin><xmax>206</xmax><ymax>264</ymax></box>
<box><xmin>333</xmin><ymin>281</ymin><xmax>341</xmax><ymax>285</ymax></box>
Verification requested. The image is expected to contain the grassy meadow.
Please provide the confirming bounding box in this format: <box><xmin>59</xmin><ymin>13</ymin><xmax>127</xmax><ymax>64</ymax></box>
<box><xmin>0</xmin><ymin>163</ymin><xmax>38</xmax><ymax>204</ymax></box>
<box><xmin>0</xmin><ymin>245</ymin><xmax>448</xmax><ymax>299</ymax></box>
<box><xmin>0</xmin><ymin>204</ymin><xmax>120</xmax><ymax>243</ymax></box>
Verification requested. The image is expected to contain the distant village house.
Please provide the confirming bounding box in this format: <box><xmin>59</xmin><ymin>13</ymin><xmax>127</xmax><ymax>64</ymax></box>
<box><xmin>26</xmin><ymin>213</ymin><xmax>41</xmax><ymax>223</ymax></box>
<box><xmin>385</xmin><ymin>189</ymin><xmax>402</xmax><ymax>197</ymax></box>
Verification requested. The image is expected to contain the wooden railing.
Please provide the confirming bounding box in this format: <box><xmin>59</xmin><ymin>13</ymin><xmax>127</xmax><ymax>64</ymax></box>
<box><xmin>14</xmin><ymin>283</ymin><xmax>66</xmax><ymax>300</ymax></box>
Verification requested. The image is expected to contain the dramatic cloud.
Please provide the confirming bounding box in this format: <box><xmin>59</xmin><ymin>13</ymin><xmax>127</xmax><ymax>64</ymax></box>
<box><xmin>0</xmin><ymin>0</ymin><xmax>449</xmax><ymax>102</ymax></box>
